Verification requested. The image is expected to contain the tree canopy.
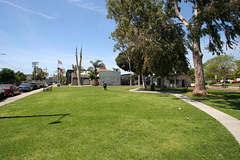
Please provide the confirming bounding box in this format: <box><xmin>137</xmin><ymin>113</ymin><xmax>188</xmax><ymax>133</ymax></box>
<box><xmin>115</xmin><ymin>52</ymin><xmax>136</xmax><ymax>73</ymax></box>
<box><xmin>166</xmin><ymin>0</ymin><xmax>240</xmax><ymax>94</ymax></box>
<box><xmin>203</xmin><ymin>55</ymin><xmax>235</xmax><ymax>86</ymax></box>
<box><xmin>0</xmin><ymin>68</ymin><xmax>26</xmax><ymax>84</ymax></box>
<box><xmin>107</xmin><ymin>0</ymin><xmax>189</xmax><ymax>89</ymax></box>
<box><xmin>32</xmin><ymin>67</ymin><xmax>48</xmax><ymax>80</ymax></box>
<box><xmin>234</xmin><ymin>60</ymin><xmax>240</xmax><ymax>78</ymax></box>
<box><xmin>90</xmin><ymin>60</ymin><xmax>105</xmax><ymax>75</ymax></box>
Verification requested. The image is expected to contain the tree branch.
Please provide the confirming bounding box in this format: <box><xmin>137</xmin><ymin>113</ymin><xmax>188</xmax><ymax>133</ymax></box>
<box><xmin>173</xmin><ymin>0</ymin><xmax>189</xmax><ymax>27</ymax></box>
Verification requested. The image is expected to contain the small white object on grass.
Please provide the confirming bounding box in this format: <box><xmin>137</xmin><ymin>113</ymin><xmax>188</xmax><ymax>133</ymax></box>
<box><xmin>178</xmin><ymin>107</ymin><xmax>181</xmax><ymax>110</ymax></box>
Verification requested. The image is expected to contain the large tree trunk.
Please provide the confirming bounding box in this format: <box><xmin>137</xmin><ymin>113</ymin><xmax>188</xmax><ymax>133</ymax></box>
<box><xmin>173</xmin><ymin>1</ymin><xmax>207</xmax><ymax>94</ymax></box>
<box><xmin>128</xmin><ymin>57</ymin><xmax>132</xmax><ymax>86</ymax></box>
<box><xmin>142</xmin><ymin>75</ymin><xmax>146</xmax><ymax>90</ymax></box>
<box><xmin>160</xmin><ymin>76</ymin><xmax>165</xmax><ymax>91</ymax></box>
<box><xmin>223</xmin><ymin>75</ymin><xmax>226</xmax><ymax>87</ymax></box>
<box><xmin>138</xmin><ymin>75</ymin><xmax>141</xmax><ymax>88</ymax></box>
<box><xmin>192</xmin><ymin>39</ymin><xmax>207</xmax><ymax>95</ymax></box>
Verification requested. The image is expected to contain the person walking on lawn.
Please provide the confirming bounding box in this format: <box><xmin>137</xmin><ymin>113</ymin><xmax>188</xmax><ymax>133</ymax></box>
<box><xmin>103</xmin><ymin>82</ymin><xmax>107</xmax><ymax>90</ymax></box>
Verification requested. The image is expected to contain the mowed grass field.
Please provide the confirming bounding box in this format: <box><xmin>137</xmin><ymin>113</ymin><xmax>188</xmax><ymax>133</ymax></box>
<box><xmin>0</xmin><ymin>86</ymin><xmax>240</xmax><ymax>159</ymax></box>
<box><xmin>183</xmin><ymin>89</ymin><xmax>240</xmax><ymax>120</ymax></box>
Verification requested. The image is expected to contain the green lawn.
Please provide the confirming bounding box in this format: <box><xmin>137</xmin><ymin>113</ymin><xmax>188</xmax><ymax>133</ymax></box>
<box><xmin>182</xmin><ymin>88</ymin><xmax>240</xmax><ymax>120</ymax></box>
<box><xmin>0</xmin><ymin>86</ymin><xmax>240</xmax><ymax>159</ymax></box>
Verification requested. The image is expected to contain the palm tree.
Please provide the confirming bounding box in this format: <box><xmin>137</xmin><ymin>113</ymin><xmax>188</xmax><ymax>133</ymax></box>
<box><xmin>72</xmin><ymin>64</ymin><xmax>77</xmax><ymax>72</ymax></box>
<box><xmin>87</xmin><ymin>66</ymin><xmax>94</xmax><ymax>71</ymax></box>
<box><xmin>90</xmin><ymin>60</ymin><xmax>105</xmax><ymax>82</ymax></box>
<box><xmin>90</xmin><ymin>60</ymin><xmax>105</xmax><ymax>75</ymax></box>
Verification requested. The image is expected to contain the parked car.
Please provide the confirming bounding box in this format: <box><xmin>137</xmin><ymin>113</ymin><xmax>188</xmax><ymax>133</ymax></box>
<box><xmin>19</xmin><ymin>83</ymin><xmax>33</xmax><ymax>92</ymax></box>
<box><xmin>29</xmin><ymin>82</ymin><xmax>39</xmax><ymax>89</ymax></box>
<box><xmin>0</xmin><ymin>84</ymin><xmax>21</xmax><ymax>97</ymax></box>
<box><xmin>0</xmin><ymin>88</ymin><xmax>5</xmax><ymax>99</ymax></box>
<box><xmin>47</xmin><ymin>81</ymin><xmax>53</xmax><ymax>86</ymax></box>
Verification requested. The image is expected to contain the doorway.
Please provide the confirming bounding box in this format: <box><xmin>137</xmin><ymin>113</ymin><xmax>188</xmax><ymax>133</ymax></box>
<box><xmin>182</xmin><ymin>80</ymin><xmax>185</xmax><ymax>87</ymax></box>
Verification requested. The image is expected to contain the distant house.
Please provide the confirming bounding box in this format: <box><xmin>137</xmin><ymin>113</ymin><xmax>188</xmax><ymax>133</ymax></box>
<box><xmin>153</xmin><ymin>74</ymin><xmax>192</xmax><ymax>88</ymax></box>
<box><xmin>66</xmin><ymin>70</ymin><xmax>90</xmax><ymax>85</ymax></box>
<box><xmin>120</xmin><ymin>74</ymin><xmax>137</xmax><ymax>85</ymax></box>
<box><xmin>97</xmin><ymin>67</ymin><xmax>120</xmax><ymax>86</ymax></box>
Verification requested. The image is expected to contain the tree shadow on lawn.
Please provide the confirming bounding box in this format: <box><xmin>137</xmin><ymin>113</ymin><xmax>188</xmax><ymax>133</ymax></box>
<box><xmin>186</xmin><ymin>91</ymin><xmax>240</xmax><ymax>110</ymax></box>
<box><xmin>0</xmin><ymin>114</ymin><xmax>70</xmax><ymax>124</ymax></box>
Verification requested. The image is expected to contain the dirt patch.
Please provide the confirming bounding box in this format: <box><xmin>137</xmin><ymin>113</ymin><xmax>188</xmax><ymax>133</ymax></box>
<box><xmin>187</xmin><ymin>92</ymin><xmax>215</xmax><ymax>96</ymax></box>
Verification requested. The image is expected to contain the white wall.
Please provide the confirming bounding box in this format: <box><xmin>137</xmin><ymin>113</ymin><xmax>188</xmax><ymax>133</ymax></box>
<box><xmin>99</xmin><ymin>71</ymin><xmax>121</xmax><ymax>86</ymax></box>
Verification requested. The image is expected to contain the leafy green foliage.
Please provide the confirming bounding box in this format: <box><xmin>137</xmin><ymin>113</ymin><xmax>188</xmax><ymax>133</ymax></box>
<box><xmin>32</xmin><ymin>67</ymin><xmax>48</xmax><ymax>80</ymax></box>
<box><xmin>166</xmin><ymin>0</ymin><xmax>240</xmax><ymax>94</ymax></box>
<box><xmin>234</xmin><ymin>60</ymin><xmax>240</xmax><ymax>78</ymax></box>
<box><xmin>88</xmin><ymin>71</ymin><xmax>96</xmax><ymax>80</ymax></box>
<box><xmin>15</xmin><ymin>71</ymin><xmax>26</xmax><ymax>82</ymax></box>
<box><xmin>107</xmin><ymin>0</ymin><xmax>189</xmax><ymax>79</ymax></box>
<box><xmin>115</xmin><ymin>51</ymin><xmax>136</xmax><ymax>72</ymax></box>
<box><xmin>72</xmin><ymin>64</ymin><xmax>85</xmax><ymax>72</ymax></box>
<box><xmin>203</xmin><ymin>55</ymin><xmax>235</xmax><ymax>82</ymax></box>
<box><xmin>90</xmin><ymin>60</ymin><xmax>105</xmax><ymax>75</ymax></box>
<box><xmin>0</xmin><ymin>68</ymin><xmax>16</xmax><ymax>84</ymax></box>
<box><xmin>187</xmin><ymin>67</ymin><xmax>195</xmax><ymax>81</ymax></box>
<box><xmin>0</xmin><ymin>68</ymin><xmax>26</xmax><ymax>84</ymax></box>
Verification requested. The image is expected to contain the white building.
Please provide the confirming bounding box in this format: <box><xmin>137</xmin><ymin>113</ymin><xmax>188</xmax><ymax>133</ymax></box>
<box><xmin>153</xmin><ymin>74</ymin><xmax>192</xmax><ymax>88</ymax></box>
<box><xmin>97</xmin><ymin>67</ymin><xmax>121</xmax><ymax>86</ymax></box>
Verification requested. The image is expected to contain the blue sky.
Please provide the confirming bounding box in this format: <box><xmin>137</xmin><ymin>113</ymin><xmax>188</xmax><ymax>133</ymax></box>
<box><xmin>0</xmin><ymin>0</ymin><xmax>239</xmax><ymax>76</ymax></box>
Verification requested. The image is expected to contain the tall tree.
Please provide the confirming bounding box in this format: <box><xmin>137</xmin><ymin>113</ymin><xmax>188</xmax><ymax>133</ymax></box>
<box><xmin>0</xmin><ymin>68</ymin><xmax>16</xmax><ymax>84</ymax></box>
<box><xmin>107</xmin><ymin>0</ymin><xmax>189</xmax><ymax>90</ymax></box>
<box><xmin>203</xmin><ymin>55</ymin><xmax>235</xmax><ymax>87</ymax></box>
<box><xmin>72</xmin><ymin>64</ymin><xmax>85</xmax><ymax>72</ymax></box>
<box><xmin>115</xmin><ymin>52</ymin><xmax>136</xmax><ymax>73</ymax></box>
<box><xmin>87</xmin><ymin>66</ymin><xmax>94</xmax><ymax>71</ymax></box>
<box><xmin>72</xmin><ymin>64</ymin><xmax>77</xmax><ymax>73</ymax></box>
<box><xmin>167</xmin><ymin>0</ymin><xmax>240</xmax><ymax>94</ymax></box>
<box><xmin>234</xmin><ymin>60</ymin><xmax>240</xmax><ymax>78</ymax></box>
<box><xmin>32</xmin><ymin>67</ymin><xmax>48</xmax><ymax>80</ymax></box>
<box><xmin>15</xmin><ymin>71</ymin><xmax>27</xmax><ymax>83</ymax></box>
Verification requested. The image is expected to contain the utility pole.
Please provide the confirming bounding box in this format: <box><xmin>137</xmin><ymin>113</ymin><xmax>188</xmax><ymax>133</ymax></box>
<box><xmin>32</xmin><ymin>62</ymin><xmax>39</xmax><ymax>81</ymax></box>
<box><xmin>79</xmin><ymin>46</ymin><xmax>83</xmax><ymax>86</ymax></box>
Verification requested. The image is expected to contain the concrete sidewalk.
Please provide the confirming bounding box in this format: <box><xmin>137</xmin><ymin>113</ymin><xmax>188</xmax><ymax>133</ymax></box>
<box><xmin>0</xmin><ymin>88</ymin><xmax>43</xmax><ymax>107</ymax></box>
<box><xmin>130</xmin><ymin>88</ymin><xmax>240</xmax><ymax>145</ymax></box>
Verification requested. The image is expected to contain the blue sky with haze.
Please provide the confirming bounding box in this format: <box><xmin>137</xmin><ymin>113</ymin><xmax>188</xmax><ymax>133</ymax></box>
<box><xmin>0</xmin><ymin>0</ymin><xmax>239</xmax><ymax>76</ymax></box>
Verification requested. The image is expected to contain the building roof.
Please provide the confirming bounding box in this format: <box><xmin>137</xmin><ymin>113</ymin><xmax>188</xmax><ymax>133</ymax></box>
<box><xmin>97</xmin><ymin>67</ymin><xmax>114</xmax><ymax>72</ymax></box>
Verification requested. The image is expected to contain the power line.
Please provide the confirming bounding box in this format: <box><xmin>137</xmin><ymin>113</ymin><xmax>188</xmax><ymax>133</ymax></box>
<box><xmin>0</xmin><ymin>60</ymin><xmax>20</xmax><ymax>69</ymax></box>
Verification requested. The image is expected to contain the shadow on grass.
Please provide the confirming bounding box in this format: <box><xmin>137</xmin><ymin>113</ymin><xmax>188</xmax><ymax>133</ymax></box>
<box><xmin>0</xmin><ymin>114</ymin><xmax>70</xmax><ymax>124</ymax></box>
<box><xmin>187</xmin><ymin>91</ymin><xmax>240</xmax><ymax>110</ymax></box>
